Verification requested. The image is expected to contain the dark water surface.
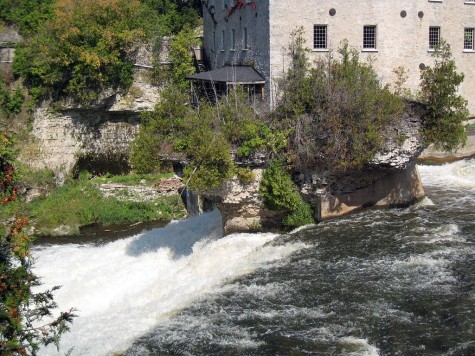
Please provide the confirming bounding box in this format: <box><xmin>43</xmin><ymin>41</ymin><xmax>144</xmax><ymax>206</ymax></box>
<box><xmin>126</xmin><ymin>160</ymin><xmax>474</xmax><ymax>355</ymax></box>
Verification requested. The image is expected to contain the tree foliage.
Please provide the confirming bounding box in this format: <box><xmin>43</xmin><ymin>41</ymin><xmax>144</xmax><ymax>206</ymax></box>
<box><xmin>130</xmin><ymin>86</ymin><xmax>280</xmax><ymax>189</ymax></box>
<box><xmin>167</xmin><ymin>27</ymin><xmax>200</xmax><ymax>90</ymax></box>
<box><xmin>0</xmin><ymin>131</ymin><xmax>17</xmax><ymax>204</ymax></box>
<box><xmin>0</xmin><ymin>0</ymin><xmax>55</xmax><ymax>34</ymax></box>
<box><xmin>13</xmin><ymin>0</ymin><xmax>146</xmax><ymax>103</ymax></box>
<box><xmin>11</xmin><ymin>0</ymin><xmax>200</xmax><ymax>103</ymax></box>
<box><xmin>418</xmin><ymin>40</ymin><xmax>469</xmax><ymax>151</ymax></box>
<box><xmin>0</xmin><ymin>131</ymin><xmax>76</xmax><ymax>355</ymax></box>
<box><xmin>259</xmin><ymin>159</ymin><xmax>314</xmax><ymax>229</ymax></box>
<box><xmin>275</xmin><ymin>31</ymin><xmax>404</xmax><ymax>171</ymax></box>
<box><xmin>0</xmin><ymin>81</ymin><xmax>24</xmax><ymax>119</ymax></box>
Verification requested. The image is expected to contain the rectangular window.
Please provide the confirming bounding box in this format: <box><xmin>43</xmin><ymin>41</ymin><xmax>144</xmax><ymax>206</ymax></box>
<box><xmin>429</xmin><ymin>26</ymin><xmax>440</xmax><ymax>49</ymax></box>
<box><xmin>243</xmin><ymin>27</ymin><xmax>248</xmax><ymax>49</ymax></box>
<box><xmin>363</xmin><ymin>26</ymin><xmax>376</xmax><ymax>49</ymax></box>
<box><xmin>465</xmin><ymin>0</ymin><xmax>475</xmax><ymax>3</ymax></box>
<box><xmin>213</xmin><ymin>31</ymin><xmax>216</xmax><ymax>51</ymax></box>
<box><xmin>465</xmin><ymin>28</ymin><xmax>474</xmax><ymax>50</ymax></box>
<box><xmin>313</xmin><ymin>25</ymin><xmax>327</xmax><ymax>49</ymax></box>
<box><xmin>231</xmin><ymin>29</ymin><xmax>236</xmax><ymax>50</ymax></box>
<box><xmin>221</xmin><ymin>30</ymin><xmax>225</xmax><ymax>50</ymax></box>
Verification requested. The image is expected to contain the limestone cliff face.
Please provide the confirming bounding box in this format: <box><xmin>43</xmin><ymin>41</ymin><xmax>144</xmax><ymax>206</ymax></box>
<box><xmin>200</xmin><ymin>102</ymin><xmax>427</xmax><ymax>234</ymax></box>
<box><xmin>25</xmin><ymin>108</ymin><xmax>141</xmax><ymax>183</ymax></box>
<box><xmin>22</xmin><ymin>45</ymin><xmax>162</xmax><ymax>183</ymax></box>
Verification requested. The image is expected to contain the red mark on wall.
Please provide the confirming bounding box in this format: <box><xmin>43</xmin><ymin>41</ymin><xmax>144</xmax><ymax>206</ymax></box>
<box><xmin>226</xmin><ymin>0</ymin><xmax>257</xmax><ymax>19</ymax></box>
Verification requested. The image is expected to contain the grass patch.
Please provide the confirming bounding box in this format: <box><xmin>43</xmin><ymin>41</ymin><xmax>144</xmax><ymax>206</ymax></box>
<box><xmin>20</xmin><ymin>174</ymin><xmax>185</xmax><ymax>236</ymax></box>
<box><xmin>18</xmin><ymin>167</ymin><xmax>56</xmax><ymax>188</ymax></box>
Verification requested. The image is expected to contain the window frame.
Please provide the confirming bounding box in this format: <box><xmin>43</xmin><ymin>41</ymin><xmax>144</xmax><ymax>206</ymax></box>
<box><xmin>221</xmin><ymin>30</ymin><xmax>225</xmax><ymax>51</ymax></box>
<box><xmin>429</xmin><ymin>26</ymin><xmax>441</xmax><ymax>50</ymax></box>
<box><xmin>464</xmin><ymin>27</ymin><xmax>475</xmax><ymax>51</ymax></box>
<box><xmin>313</xmin><ymin>25</ymin><xmax>328</xmax><ymax>51</ymax></box>
<box><xmin>231</xmin><ymin>29</ymin><xmax>236</xmax><ymax>50</ymax></box>
<box><xmin>363</xmin><ymin>25</ymin><xmax>377</xmax><ymax>51</ymax></box>
<box><xmin>243</xmin><ymin>27</ymin><xmax>248</xmax><ymax>50</ymax></box>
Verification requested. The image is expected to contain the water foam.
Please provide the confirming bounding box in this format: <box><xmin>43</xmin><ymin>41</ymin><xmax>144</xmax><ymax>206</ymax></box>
<box><xmin>418</xmin><ymin>158</ymin><xmax>475</xmax><ymax>189</ymax></box>
<box><xmin>33</xmin><ymin>210</ymin><xmax>305</xmax><ymax>355</ymax></box>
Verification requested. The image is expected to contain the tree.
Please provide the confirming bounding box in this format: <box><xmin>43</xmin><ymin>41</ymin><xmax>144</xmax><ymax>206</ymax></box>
<box><xmin>0</xmin><ymin>131</ymin><xmax>76</xmax><ymax>355</ymax></box>
<box><xmin>13</xmin><ymin>0</ymin><xmax>146</xmax><ymax>103</ymax></box>
<box><xmin>418</xmin><ymin>40</ymin><xmax>469</xmax><ymax>151</ymax></box>
<box><xmin>11</xmin><ymin>0</ymin><xmax>201</xmax><ymax>103</ymax></box>
<box><xmin>167</xmin><ymin>26</ymin><xmax>200</xmax><ymax>90</ymax></box>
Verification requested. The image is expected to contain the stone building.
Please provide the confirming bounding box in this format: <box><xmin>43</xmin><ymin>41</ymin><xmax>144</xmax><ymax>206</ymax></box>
<box><xmin>200</xmin><ymin>0</ymin><xmax>475</xmax><ymax>114</ymax></box>
<box><xmin>0</xmin><ymin>27</ymin><xmax>22</xmax><ymax>65</ymax></box>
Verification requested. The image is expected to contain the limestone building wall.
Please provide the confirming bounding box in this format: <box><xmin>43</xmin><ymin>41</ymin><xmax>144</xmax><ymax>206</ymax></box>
<box><xmin>203</xmin><ymin>1</ymin><xmax>475</xmax><ymax>114</ymax></box>
<box><xmin>269</xmin><ymin>0</ymin><xmax>475</xmax><ymax>114</ymax></box>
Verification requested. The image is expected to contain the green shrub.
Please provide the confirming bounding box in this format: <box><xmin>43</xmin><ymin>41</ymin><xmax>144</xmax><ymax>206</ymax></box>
<box><xmin>166</xmin><ymin>26</ymin><xmax>200</xmax><ymax>89</ymax></box>
<box><xmin>0</xmin><ymin>82</ymin><xmax>24</xmax><ymax>117</ymax></box>
<box><xmin>132</xmin><ymin>86</ymin><xmax>274</xmax><ymax>190</ymax></box>
<box><xmin>236</xmin><ymin>167</ymin><xmax>256</xmax><ymax>185</ymax></box>
<box><xmin>259</xmin><ymin>159</ymin><xmax>314</xmax><ymax>229</ymax></box>
<box><xmin>130</xmin><ymin>86</ymin><xmax>192</xmax><ymax>173</ymax></box>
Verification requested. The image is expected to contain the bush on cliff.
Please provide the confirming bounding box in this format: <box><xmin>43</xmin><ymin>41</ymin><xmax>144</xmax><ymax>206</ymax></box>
<box><xmin>418</xmin><ymin>40</ymin><xmax>469</xmax><ymax>151</ymax></box>
<box><xmin>130</xmin><ymin>86</ymin><xmax>280</xmax><ymax>190</ymax></box>
<box><xmin>259</xmin><ymin>159</ymin><xmax>314</xmax><ymax>229</ymax></box>
<box><xmin>275</xmin><ymin>29</ymin><xmax>404</xmax><ymax>171</ymax></box>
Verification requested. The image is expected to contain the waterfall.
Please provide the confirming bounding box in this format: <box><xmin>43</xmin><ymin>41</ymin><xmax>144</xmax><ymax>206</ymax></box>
<box><xmin>33</xmin><ymin>210</ymin><xmax>306</xmax><ymax>355</ymax></box>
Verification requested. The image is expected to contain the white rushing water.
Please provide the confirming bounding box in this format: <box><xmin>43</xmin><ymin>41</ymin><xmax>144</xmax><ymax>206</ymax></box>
<box><xmin>33</xmin><ymin>210</ymin><xmax>307</xmax><ymax>355</ymax></box>
<box><xmin>418</xmin><ymin>158</ymin><xmax>475</xmax><ymax>190</ymax></box>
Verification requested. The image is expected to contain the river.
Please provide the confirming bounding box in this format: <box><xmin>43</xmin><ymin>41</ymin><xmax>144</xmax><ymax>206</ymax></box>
<box><xmin>33</xmin><ymin>159</ymin><xmax>475</xmax><ymax>355</ymax></box>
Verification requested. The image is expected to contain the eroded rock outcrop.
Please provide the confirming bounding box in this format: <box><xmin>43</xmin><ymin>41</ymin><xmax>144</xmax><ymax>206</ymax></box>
<box><xmin>197</xmin><ymin>169</ymin><xmax>285</xmax><ymax>234</ymax></box>
<box><xmin>199</xmin><ymin>102</ymin><xmax>427</xmax><ymax>234</ymax></box>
